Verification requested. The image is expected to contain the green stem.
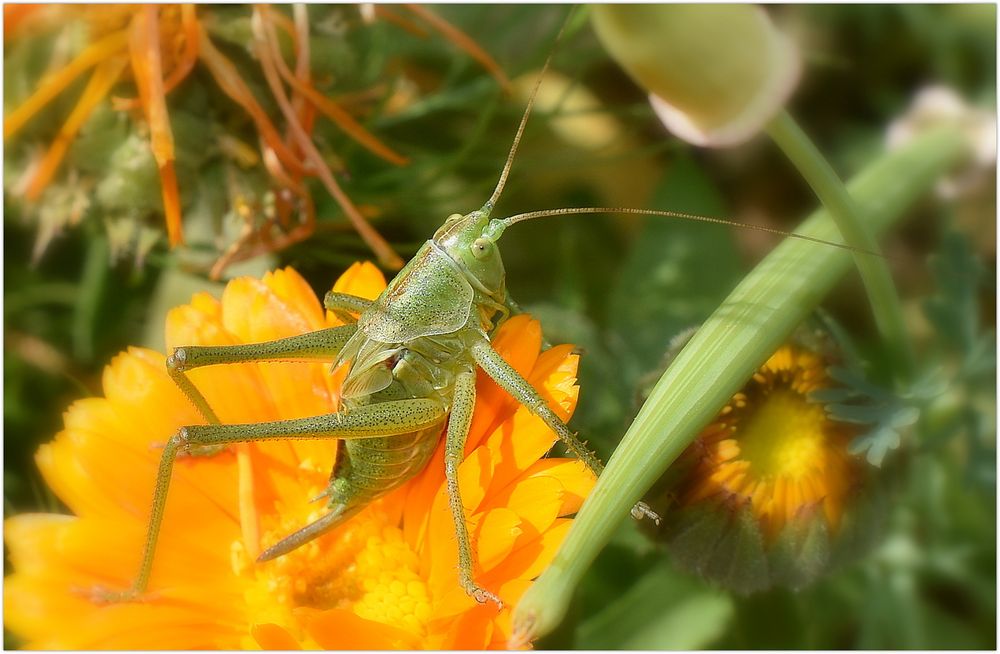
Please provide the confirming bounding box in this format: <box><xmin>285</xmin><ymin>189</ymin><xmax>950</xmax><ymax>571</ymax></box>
<box><xmin>511</xmin><ymin>125</ymin><xmax>969</xmax><ymax>644</ymax></box>
<box><xmin>73</xmin><ymin>232</ymin><xmax>110</xmax><ymax>364</ymax></box>
<box><xmin>767</xmin><ymin>110</ymin><xmax>915</xmax><ymax>383</ymax></box>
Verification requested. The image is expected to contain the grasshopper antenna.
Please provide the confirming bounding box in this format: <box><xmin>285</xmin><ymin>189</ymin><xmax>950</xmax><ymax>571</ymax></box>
<box><xmin>484</xmin><ymin>206</ymin><xmax>888</xmax><ymax>259</ymax></box>
<box><xmin>476</xmin><ymin>12</ymin><xmax>884</xmax><ymax>261</ymax></box>
<box><xmin>483</xmin><ymin>9</ymin><xmax>575</xmax><ymax>214</ymax></box>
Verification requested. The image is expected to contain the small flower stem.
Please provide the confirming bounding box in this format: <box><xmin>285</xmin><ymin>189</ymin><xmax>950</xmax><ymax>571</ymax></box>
<box><xmin>511</xmin><ymin>125</ymin><xmax>970</xmax><ymax>643</ymax></box>
<box><xmin>766</xmin><ymin>110</ymin><xmax>915</xmax><ymax>383</ymax></box>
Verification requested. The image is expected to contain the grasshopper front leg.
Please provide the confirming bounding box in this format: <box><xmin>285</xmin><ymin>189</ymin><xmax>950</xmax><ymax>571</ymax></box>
<box><xmin>167</xmin><ymin>324</ymin><xmax>358</xmax><ymax>423</ymax></box>
<box><xmin>324</xmin><ymin>291</ymin><xmax>374</xmax><ymax>324</ymax></box>
<box><xmin>445</xmin><ymin>368</ymin><xmax>503</xmax><ymax>607</ymax></box>
<box><xmin>469</xmin><ymin>335</ymin><xmax>660</xmax><ymax>523</ymax></box>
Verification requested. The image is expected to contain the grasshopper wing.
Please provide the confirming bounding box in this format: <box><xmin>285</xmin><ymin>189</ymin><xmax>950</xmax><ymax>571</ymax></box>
<box><xmin>359</xmin><ymin>243</ymin><xmax>475</xmax><ymax>343</ymax></box>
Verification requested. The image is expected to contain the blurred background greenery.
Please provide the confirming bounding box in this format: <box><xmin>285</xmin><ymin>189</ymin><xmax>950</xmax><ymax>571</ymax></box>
<box><xmin>4</xmin><ymin>5</ymin><xmax>995</xmax><ymax>649</ymax></box>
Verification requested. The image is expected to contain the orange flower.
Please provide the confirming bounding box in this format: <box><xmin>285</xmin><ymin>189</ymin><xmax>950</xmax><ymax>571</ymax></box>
<box><xmin>647</xmin><ymin>340</ymin><xmax>871</xmax><ymax>594</ymax></box>
<box><xmin>679</xmin><ymin>344</ymin><xmax>859</xmax><ymax>539</ymax></box>
<box><xmin>4</xmin><ymin>5</ymin><xmax>513</xmax><ymax>272</ymax></box>
<box><xmin>4</xmin><ymin>263</ymin><xmax>594</xmax><ymax>649</ymax></box>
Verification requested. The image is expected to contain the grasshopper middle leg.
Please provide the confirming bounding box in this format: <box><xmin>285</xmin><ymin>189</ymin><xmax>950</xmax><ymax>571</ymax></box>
<box><xmin>469</xmin><ymin>335</ymin><xmax>660</xmax><ymax>523</ymax></box>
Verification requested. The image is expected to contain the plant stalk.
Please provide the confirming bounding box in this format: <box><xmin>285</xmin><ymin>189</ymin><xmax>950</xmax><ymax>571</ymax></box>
<box><xmin>767</xmin><ymin>110</ymin><xmax>916</xmax><ymax>383</ymax></box>
<box><xmin>511</xmin><ymin>125</ymin><xmax>970</xmax><ymax>644</ymax></box>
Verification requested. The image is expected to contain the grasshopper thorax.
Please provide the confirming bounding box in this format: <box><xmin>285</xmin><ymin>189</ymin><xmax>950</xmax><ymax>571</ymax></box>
<box><xmin>432</xmin><ymin>207</ymin><xmax>506</xmax><ymax>299</ymax></box>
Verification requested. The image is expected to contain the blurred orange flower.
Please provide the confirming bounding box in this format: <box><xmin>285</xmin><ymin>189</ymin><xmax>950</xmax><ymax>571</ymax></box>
<box><xmin>4</xmin><ymin>263</ymin><xmax>593</xmax><ymax>649</ymax></box>
<box><xmin>680</xmin><ymin>344</ymin><xmax>859</xmax><ymax>539</ymax></box>
<box><xmin>5</xmin><ymin>5</ymin><xmax>514</xmax><ymax>272</ymax></box>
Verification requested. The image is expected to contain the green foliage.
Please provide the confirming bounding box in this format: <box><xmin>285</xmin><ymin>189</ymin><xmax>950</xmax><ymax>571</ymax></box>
<box><xmin>817</xmin><ymin>366</ymin><xmax>919</xmax><ymax>467</ymax></box>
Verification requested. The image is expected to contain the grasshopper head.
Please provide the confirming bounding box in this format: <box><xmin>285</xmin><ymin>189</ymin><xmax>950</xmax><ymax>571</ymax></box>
<box><xmin>433</xmin><ymin>209</ymin><xmax>505</xmax><ymax>297</ymax></box>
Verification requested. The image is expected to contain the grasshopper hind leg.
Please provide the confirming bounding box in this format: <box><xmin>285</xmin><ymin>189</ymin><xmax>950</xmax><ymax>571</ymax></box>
<box><xmin>257</xmin><ymin>503</ymin><xmax>363</xmax><ymax>561</ymax></box>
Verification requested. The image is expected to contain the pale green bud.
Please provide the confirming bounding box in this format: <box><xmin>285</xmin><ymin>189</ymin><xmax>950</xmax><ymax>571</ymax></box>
<box><xmin>591</xmin><ymin>4</ymin><xmax>799</xmax><ymax>147</ymax></box>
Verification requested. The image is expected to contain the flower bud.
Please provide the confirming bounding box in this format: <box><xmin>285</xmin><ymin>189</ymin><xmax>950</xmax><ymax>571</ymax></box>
<box><xmin>591</xmin><ymin>4</ymin><xmax>800</xmax><ymax>147</ymax></box>
<box><xmin>640</xmin><ymin>332</ymin><xmax>885</xmax><ymax>593</ymax></box>
<box><xmin>886</xmin><ymin>85</ymin><xmax>996</xmax><ymax>199</ymax></box>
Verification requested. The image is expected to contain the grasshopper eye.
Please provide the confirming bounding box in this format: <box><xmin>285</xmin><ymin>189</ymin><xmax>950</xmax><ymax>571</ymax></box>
<box><xmin>471</xmin><ymin>238</ymin><xmax>492</xmax><ymax>259</ymax></box>
<box><xmin>445</xmin><ymin>213</ymin><xmax>463</xmax><ymax>223</ymax></box>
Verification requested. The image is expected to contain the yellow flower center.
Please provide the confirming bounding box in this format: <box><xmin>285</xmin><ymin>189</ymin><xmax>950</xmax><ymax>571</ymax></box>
<box><xmin>683</xmin><ymin>345</ymin><xmax>858</xmax><ymax>540</ymax></box>
<box><xmin>232</xmin><ymin>493</ymin><xmax>433</xmax><ymax>642</ymax></box>
<box><xmin>738</xmin><ymin>389</ymin><xmax>828</xmax><ymax>480</ymax></box>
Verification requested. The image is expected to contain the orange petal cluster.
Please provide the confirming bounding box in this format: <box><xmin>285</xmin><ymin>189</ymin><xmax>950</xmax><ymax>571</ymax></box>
<box><xmin>680</xmin><ymin>344</ymin><xmax>859</xmax><ymax>539</ymax></box>
<box><xmin>4</xmin><ymin>263</ymin><xmax>594</xmax><ymax>649</ymax></box>
<box><xmin>4</xmin><ymin>5</ymin><xmax>512</xmax><ymax>271</ymax></box>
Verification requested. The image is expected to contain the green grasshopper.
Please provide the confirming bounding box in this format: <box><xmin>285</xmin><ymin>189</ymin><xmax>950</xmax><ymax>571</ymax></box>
<box><xmin>114</xmin><ymin>54</ymin><xmax>664</xmax><ymax>608</ymax></box>
<box><xmin>116</xmin><ymin>37</ymin><xmax>865</xmax><ymax>609</ymax></box>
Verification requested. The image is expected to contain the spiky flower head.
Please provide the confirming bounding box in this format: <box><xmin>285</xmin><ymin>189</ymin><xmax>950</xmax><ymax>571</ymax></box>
<box><xmin>643</xmin><ymin>331</ymin><xmax>885</xmax><ymax>594</ymax></box>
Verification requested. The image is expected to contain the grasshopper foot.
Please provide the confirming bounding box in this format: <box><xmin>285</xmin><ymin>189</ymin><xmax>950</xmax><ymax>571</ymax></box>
<box><xmin>76</xmin><ymin>584</ymin><xmax>147</xmax><ymax>605</ymax></box>
<box><xmin>177</xmin><ymin>443</ymin><xmax>228</xmax><ymax>458</ymax></box>
<box><xmin>630</xmin><ymin>501</ymin><xmax>661</xmax><ymax>525</ymax></box>
<box><xmin>147</xmin><ymin>438</ymin><xmax>227</xmax><ymax>459</ymax></box>
<box><xmin>465</xmin><ymin>583</ymin><xmax>504</xmax><ymax>609</ymax></box>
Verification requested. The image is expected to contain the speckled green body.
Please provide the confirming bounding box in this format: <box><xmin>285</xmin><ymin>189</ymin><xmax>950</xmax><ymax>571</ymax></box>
<box><xmin>324</xmin><ymin>213</ymin><xmax>510</xmax><ymax>520</ymax></box>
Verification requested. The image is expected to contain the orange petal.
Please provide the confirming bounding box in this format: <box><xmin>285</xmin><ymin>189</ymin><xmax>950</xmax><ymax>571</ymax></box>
<box><xmin>219</xmin><ymin>276</ymin><xmax>335</xmax><ymax>421</ymax></box>
<box><xmin>476</xmin><ymin>507</ymin><xmax>522</xmax><ymax>571</ymax></box>
<box><xmin>164</xmin><ymin>301</ymin><xmax>278</xmax><ymax>426</ymax></box>
<box><xmin>220</xmin><ymin>275</ymin><xmax>309</xmax><ymax>342</ymax></box>
<box><xmin>401</xmin><ymin>442</ymin><xmax>447</xmax><ymax>553</ymax></box>
<box><xmin>263</xmin><ymin>267</ymin><xmax>328</xmax><ymax>332</ymax></box>
<box><xmin>25</xmin><ymin>56</ymin><xmax>127</xmax><ymax>200</ymax></box>
<box><xmin>432</xmin><ymin>601</ymin><xmax>495</xmax><ymax>650</ymax></box>
<box><xmin>4</xmin><ymin>513</ymin><xmax>74</xmax><ymax>575</ymax></box>
<box><xmin>37</xmin><ymin>351</ymin><xmax>238</xmax><ymax>531</ymax></box>
<box><xmin>129</xmin><ymin>6</ymin><xmax>183</xmax><ymax>245</ymax></box>
<box><xmin>303</xmin><ymin>607</ymin><xmax>419</xmax><ymax>649</ymax></box>
<box><xmin>520</xmin><ymin>458</ymin><xmax>595</xmax><ymax>516</ymax></box>
<box><xmin>527</xmin><ymin>344</ymin><xmax>580</xmax><ymax>422</ymax></box>
<box><xmin>38</xmin><ymin>430</ymin><xmax>241</xmax><ymax>557</ymax></box>
<box><xmin>483</xmin><ymin>405</ymin><xmax>560</xmax><ymax>497</ymax></box>
<box><xmin>333</xmin><ymin>261</ymin><xmax>386</xmax><ymax>297</ymax></box>
<box><xmin>405</xmin><ymin>4</ymin><xmax>512</xmax><ymax>94</ymax></box>
<box><xmin>482</xmin><ymin>518</ymin><xmax>573</xmax><ymax>586</ymax></box>
<box><xmin>197</xmin><ymin>29</ymin><xmax>308</xmax><ymax>177</ymax></box>
<box><xmin>31</xmin><ymin>597</ymin><xmax>244</xmax><ymax>649</ymax></box>
<box><xmin>491</xmin><ymin>582</ymin><xmax>534</xmax><ymax>649</ymax></box>
<box><xmin>164</xmin><ymin>296</ymin><xmax>230</xmax><ymax>351</ymax></box>
<box><xmin>458</xmin><ymin>443</ymin><xmax>495</xmax><ymax>514</ymax></box>
<box><xmin>7</xmin><ymin>513</ymin><xmax>236</xmax><ymax>593</ymax></box>
<box><xmin>9</xmin><ymin>565</ymin><xmax>252</xmax><ymax>647</ymax></box>
<box><xmin>422</xmin><ymin>478</ymin><xmax>466</xmax><ymax>595</ymax></box>
<box><xmin>252</xmin><ymin>623</ymin><xmax>302</xmax><ymax>650</ymax></box>
<box><xmin>486</xmin><ymin>475</ymin><xmax>563</xmax><ymax>535</ymax></box>
<box><xmin>4</xmin><ymin>29</ymin><xmax>128</xmax><ymax>140</ymax></box>
<box><xmin>101</xmin><ymin>348</ymin><xmax>198</xmax><ymax>435</ymax></box>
